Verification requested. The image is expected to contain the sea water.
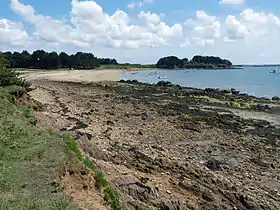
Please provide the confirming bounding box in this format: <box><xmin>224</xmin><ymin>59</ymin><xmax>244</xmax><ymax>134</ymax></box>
<box><xmin>120</xmin><ymin>67</ymin><xmax>280</xmax><ymax>98</ymax></box>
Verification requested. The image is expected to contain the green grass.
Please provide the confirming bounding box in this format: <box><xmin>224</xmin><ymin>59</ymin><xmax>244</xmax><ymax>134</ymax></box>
<box><xmin>20</xmin><ymin>107</ymin><xmax>38</xmax><ymax>125</ymax></box>
<box><xmin>104</xmin><ymin>187</ymin><xmax>120</xmax><ymax>210</ymax></box>
<box><xmin>64</xmin><ymin>132</ymin><xmax>121</xmax><ymax>210</ymax></box>
<box><xmin>83</xmin><ymin>156</ymin><xmax>95</xmax><ymax>170</ymax></box>
<box><xmin>64</xmin><ymin>133</ymin><xmax>83</xmax><ymax>161</ymax></box>
<box><xmin>95</xmin><ymin>170</ymin><xmax>108</xmax><ymax>188</ymax></box>
<box><xmin>0</xmin><ymin>85</ymin><xmax>120</xmax><ymax>210</ymax></box>
<box><xmin>0</xmin><ymin>86</ymin><xmax>74</xmax><ymax>210</ymax></box>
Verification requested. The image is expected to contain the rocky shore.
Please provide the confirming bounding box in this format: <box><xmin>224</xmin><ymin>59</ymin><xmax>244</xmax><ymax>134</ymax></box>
<box><xmin>29</xmin><ymin>79</ymin><xmax>280</xmax><ymax>209</ymax></box>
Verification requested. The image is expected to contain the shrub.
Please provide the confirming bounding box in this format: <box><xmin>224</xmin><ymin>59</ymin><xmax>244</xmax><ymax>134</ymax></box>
<box><xmin>0</xmin><ymin>68</ymin><xmax>30</xmax><ymax>88</ymax></box>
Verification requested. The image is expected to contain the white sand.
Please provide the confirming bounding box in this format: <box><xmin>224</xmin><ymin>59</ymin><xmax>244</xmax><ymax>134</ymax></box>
<box><xmin>24</xmin><ymin>69</ymin><xmax>123</xmax><ymax>82</ymax></box>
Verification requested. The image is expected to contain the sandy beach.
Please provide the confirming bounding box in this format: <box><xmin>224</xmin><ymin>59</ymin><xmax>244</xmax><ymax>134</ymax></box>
<box><xmin>24</xmin><ymin>69</ymin><xmax>124</xmax><ymax>82</ymax></box>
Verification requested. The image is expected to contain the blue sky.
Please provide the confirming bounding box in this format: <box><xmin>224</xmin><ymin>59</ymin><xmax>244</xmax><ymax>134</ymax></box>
<box><xmin>1</xmin><ymin>0</ymin><xmax>280</xmax><ymax>64</ymax></box>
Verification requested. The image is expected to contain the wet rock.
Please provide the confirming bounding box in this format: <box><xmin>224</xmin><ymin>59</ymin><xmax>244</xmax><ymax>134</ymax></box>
<box><xmin>272</xmin><ymin>96</ymin><xmax>280</xmax><ymax>101</ymax></box>
<box><xmin>156</xmin><ymin>81</ymin><xmax>173</xmax><ymax>87</ymax></box>
<box><xmin>132</xmin><ymin>149</ymin><xmax>153</xmax><ymax>162</ymax></box>
<box><xmin>239</xmin><ymin>194</ymin><xmax>259</xmax><ymax>209</ymax></box>
<box><xmin>114</xmin><ymin>177</ymin><xmax>193</xmax><ymax>210</ymax></box>
<box><xmin>114</xmin><ymin>177</ymin><xmax>159</xmax><ymax>201</ymax></box>
<box><xmin>204</xmin><ymin>88</ymin><xmax>216</xmax><ymax>94</ymax></box>
<box><xmin>180</xmin><ymin>181</ymin><xmax>216</xmax><ymax>203</ymax></box>
<box><xmin>251</xmin><ymin>157</ymin><xmax>270</xmax><ymax>168</ymax></box>
<box><xmin>205</xmin><ymin>158</ymin><xmax>222</xmax><ymax>171</ymax></box>
<box><xmin>69</xmin><ymin>119</ymin><xmax>88</xmax><ymax>130</ymax></box>
<box><xmin>106</xmin><ymin>120</ymin><xmax>114</xmax><ymax>126</ymax></box>
<box><xmin>73</xmin><ymin>131</ymin><xmax>93</xmax><ymax>141</ymax></box>
<box><xmin>138</xmin><ymin>130</ymin><xmax>144</xmax><ymax>136</ymax></box>
<box><xmin>216</xmin><ymin>88</ymin><xmax>231</xmax><ymax>94</ymax></box>
<box><xmin>153</xmin><ymin>197</ymin><xmax>193</xmax><ymax>210</ymax></box>
<box><xmin>231</xmin><ymin>88</ymin><xmax>240</xmax><ymax>95</ymax></box>
<box><xmin>264</xmin><ymin>105</ymin><xmax>271</xmax><ymax>110</ymax></box>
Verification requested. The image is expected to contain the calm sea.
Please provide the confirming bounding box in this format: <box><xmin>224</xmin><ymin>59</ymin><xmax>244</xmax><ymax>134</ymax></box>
<box><xmin>120</xmin><ymin>67</ymin><xmax>280</xmax><ymax>98</ymax></box>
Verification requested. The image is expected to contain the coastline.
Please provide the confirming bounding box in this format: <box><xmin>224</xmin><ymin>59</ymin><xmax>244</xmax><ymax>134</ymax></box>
<box><xmin>28</xmin><ymin>78</ymin><xmax>280</xmax><ymax>209</ymax></box>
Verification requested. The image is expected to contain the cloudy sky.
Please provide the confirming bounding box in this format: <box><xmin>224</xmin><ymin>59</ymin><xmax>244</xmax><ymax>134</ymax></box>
<box><xmin>1</xmin><ymin>0</ymin><xmax>280</xmax><ymax>64</ymax></box>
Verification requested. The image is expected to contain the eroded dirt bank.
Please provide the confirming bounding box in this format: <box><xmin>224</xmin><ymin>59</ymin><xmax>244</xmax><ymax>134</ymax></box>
<box><xmin>29</xmin><ymin>79</ymin><xmax>280</xmax><ymax>210</ymax></box>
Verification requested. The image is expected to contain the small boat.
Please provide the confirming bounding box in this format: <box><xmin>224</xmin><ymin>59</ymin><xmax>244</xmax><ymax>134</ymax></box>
<box><xmin>158</xmin><ymin>76</ymin><xmax>168</xmax><ymax>80</ymax></box>
<box><xmin>270</xmin><ymin>69</ymin><xmax>280</xmax><ymax>74</ymax></box>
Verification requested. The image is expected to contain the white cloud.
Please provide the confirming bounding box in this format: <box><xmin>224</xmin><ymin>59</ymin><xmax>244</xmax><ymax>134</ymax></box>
<box><xmin>10</xmin><ymin>0</ymin><xmax>181</xmax><ymax>49</ymax></box>
<box><xmin>182</xmin><ymin>10</ymin><xmax>220</xmax><ymax>46</ymax></box>
<box><xmin>138</xmin><ymin>11</ymin><xmax>183</xmax><ymax>41</ymax></box>
<box><xmin>4</xmin><ymin>0</ymin><xmax>280</xmax><ymax>64</ymax></box>
<box><xmin>0</xmin><ymin>18</ymin><xmax>29</xmax><ymax>48</ymax></box>
<box><xmin>128</xmin><ymin>0</ymin><xmax>154</xmax><ymax>9</ymax></box>
<box><xmin>225</xmin><ymin>9</ymin><xmax>280</xmax><ymax>41</ymax></box>
<box><xmin>219</xmin><ymin>0</ymin><xmax>244</xmax><ymax>5</ymax></box>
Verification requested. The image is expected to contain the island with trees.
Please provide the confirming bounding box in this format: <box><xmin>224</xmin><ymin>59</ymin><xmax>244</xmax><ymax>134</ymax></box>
<box><xmin>156</xmin><ymin>56</ymin><xmax>233</xmax><ymax>69</ymax></box>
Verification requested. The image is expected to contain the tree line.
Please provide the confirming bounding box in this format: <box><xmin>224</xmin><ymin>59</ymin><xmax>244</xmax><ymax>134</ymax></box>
<box><xmin>0</xmin><ymin>50</ymin><xmax>118</xmax><ymax>69</ymax></box>
<box><xmin>0</xmin><ymin>50</ymin><xmax>233</xmax><ymax>70</ymax></box>
<box><xmin>156</xmin><ymin>56</ymin><xmax>233</xmax><ymax>69</ymax></box>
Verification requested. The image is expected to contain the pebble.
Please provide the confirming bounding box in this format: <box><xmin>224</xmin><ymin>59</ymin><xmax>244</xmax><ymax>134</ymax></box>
<box><xmin>166</xmin><ymin>190</ymin><xmax>172</xmax><ymax>194</ymax></box>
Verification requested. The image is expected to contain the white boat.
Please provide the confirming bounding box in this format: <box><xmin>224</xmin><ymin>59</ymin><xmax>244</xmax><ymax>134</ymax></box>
<box><xmin>270</xmin><ymin>69</ymin><xmax>280</xmax><ymax>74</ymax></box>
<box><xmin>158</xmin><ymin>76</ymin><xmax>168</xmax><ymax>80</ymax></box>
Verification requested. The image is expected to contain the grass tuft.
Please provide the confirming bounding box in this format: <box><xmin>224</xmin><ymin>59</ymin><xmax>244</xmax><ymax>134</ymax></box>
<box><xmin>64</xmin><ymin>133</ymin><xmax>83</xmax><ymax>161</ymax></box>
<box><xmin>104</xmin><ymin>187</ymin><xmax>120</xmax><ymax>210</ymax></box>
<box><xmin>83</xmin><ymin>156</ymin><xmax>95</xmax><ymax>170</ymax></box>
<box><xmin>95</xmin><ymin>170</ymin><xmax>108</xmax><ymax>188</ymax></box>
<box><xmin>20</xmin><ymin>107</ymin><xmax>38</xmax><ymax>125</ymax></box>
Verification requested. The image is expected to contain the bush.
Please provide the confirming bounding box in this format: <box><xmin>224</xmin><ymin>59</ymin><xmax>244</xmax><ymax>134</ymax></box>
<box><xmin>0</xmin><ymin>68</ymin><xmax>30</xmax><ymax>88</ymax></box>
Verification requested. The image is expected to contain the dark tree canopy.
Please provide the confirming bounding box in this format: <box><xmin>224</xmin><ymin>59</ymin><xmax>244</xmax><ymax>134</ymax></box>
<box><xmin>156</xmin><ymin>56</ymin><xmax>184</xmax><ymax>69</ymax></box>
<box><xmin>1</xmin><ymin>50</ymin><xmax>119</xmax><ymax>70</ymax></box>
<box><xmin>156</xmin><ymin>55</ymin><xmax>233</xmax><ymax>69</ymax></box>
<box><xmin>191</xmin><ymin>55</ymin><xmax>232</xmax><ymax>66</ymax></box>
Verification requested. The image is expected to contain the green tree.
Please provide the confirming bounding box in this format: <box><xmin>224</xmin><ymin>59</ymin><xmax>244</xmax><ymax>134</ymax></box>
<box><xmin>156</xmin><ymin>56</ymin><xmax>183</xmax><ymax>69</ymax></box>
<box><xmin>30</xmin><ymin>50</ymin><xmax>47</xmax><ymax>69</ymax></box>
<box><xmin>59</xmin><ymin>52</ymin><xmax>70</xmax><ymax>68</ymax></box>
<box><xmin>44</xmin><ymin>52</ymin><xmax>61</xmax><ymax>69</ymax></box>
<box><xmin>0</xmin><ymin>53</ymin><xmax>9</xmax><ymax>68</ymax></box>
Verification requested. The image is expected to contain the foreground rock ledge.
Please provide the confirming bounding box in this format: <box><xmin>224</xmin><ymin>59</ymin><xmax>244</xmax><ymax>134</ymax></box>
<box><xmin>29</xmin><ymin>80</ymin><xmax>280</xmax><ymax>210</ymax></box>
